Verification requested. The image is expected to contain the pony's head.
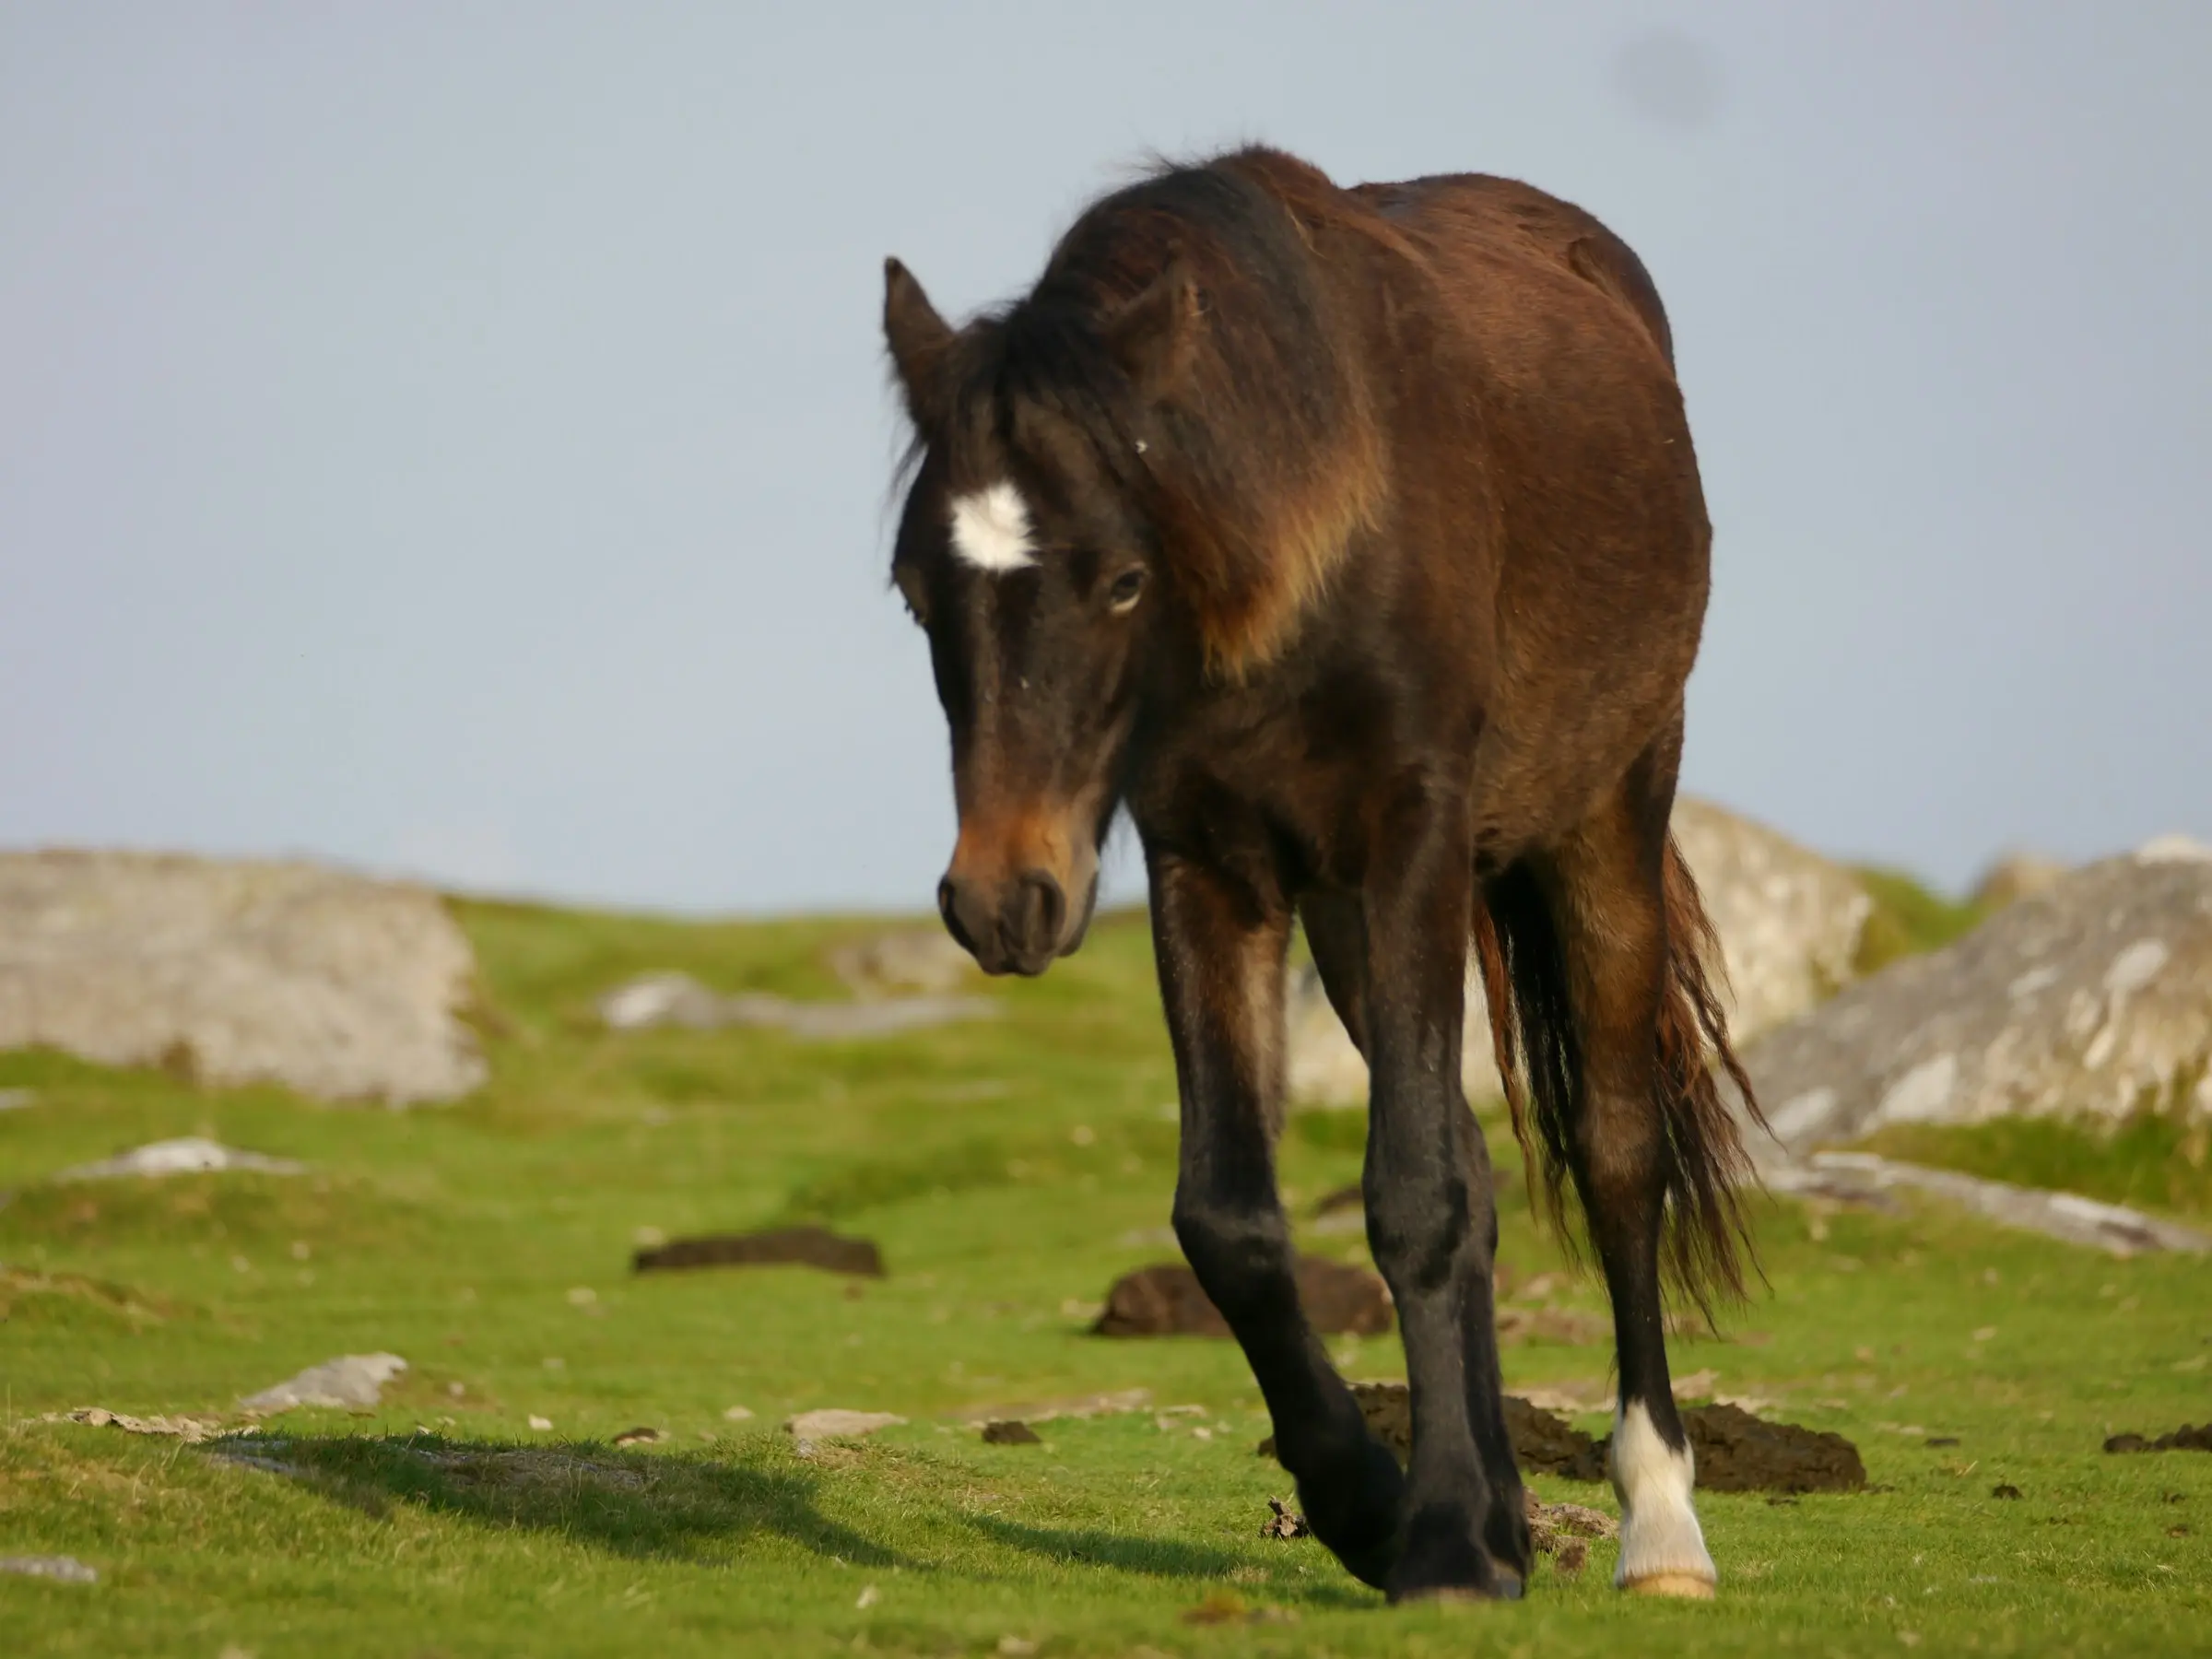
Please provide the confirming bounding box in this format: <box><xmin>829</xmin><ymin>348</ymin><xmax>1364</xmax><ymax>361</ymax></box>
<box><xmin>881</xmin><ymin>155</ymin><xmax>1382</xmax><ymax>973</ymax></box>
<box><xmin>880</xmin><ymin>253</ymin><xmax>1197</xmax><ymax>974</ymax></box>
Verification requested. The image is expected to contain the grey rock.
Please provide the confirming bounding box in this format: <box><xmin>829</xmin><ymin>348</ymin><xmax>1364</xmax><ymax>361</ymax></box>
<box><xmin>597</xmin><ymin>971</ymin><xmax>996</xmax><ymax>1040</ymax></box>
<box><xmin>1766</xmin><ymin>1152</ymin><xmax>2210</xmax><ymax>1257</ymax></box>
<box><xmin>596</xmin><ymin>971</ymin><xmax>726</xmax><ymax>1030</ymax></box>
<box><xmin>0</xmin><ymin>850</ymin><xmax>485</xmax><ymax>1104</ymax></box>
<box><xmin>1671</xmin><ymin>798</ymin><xmax>1872</xmax><ymax>1041</ymax></box>
<box><xmin>53</xmin><ymin>1407</ymin><xmax>221</xmax><ymax>1442</ymax></box>
<box><xmin>1746</xmin><ymin>847</ymin><xmax>2212</xmax><ymax>1156</ymax></box>
<box><xmin>55</xmin><ymin>1136</ymin><xmax>303</xmax><ymax>1182</ymax></box>
<box><xmin>1971</xmin><ymin>852</ymin><xmax>2070</xmax><ymax>912</ymax></box>
<box><xmin>0</xmin><ymin>1554</ymin><xmax>98</xmax><ymax>1583</ymax></box>
<box><xmin>783</xmin><ymin>1408</ymin><xmax>904</xmax><ymax>1440</ymax></box>
<box><xmin>825</xmin><ymin>929</ymin><xmax>978</xmax><ymax>999</ymax></box>
<box><xmin>240</xmin><ymin>1352</ymin><xmax>407</xmax><ymax>1413</ymax></box>
<box><xmin>1288</xmin><ymin>798</ymin><xmax>1871</xmax><ymax>1107</ymax></box>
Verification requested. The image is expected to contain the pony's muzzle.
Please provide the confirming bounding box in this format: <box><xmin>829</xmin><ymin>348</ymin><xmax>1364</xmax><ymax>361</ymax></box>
<box><xmin>938</xmin><ymin>867</ymin><xmax>1079</xmax><ymax>976</ymax></box>
<box><xmin>937</xmin><ymin>822</ymin><xmax>1098</xmax><ymax>976</ymax></box>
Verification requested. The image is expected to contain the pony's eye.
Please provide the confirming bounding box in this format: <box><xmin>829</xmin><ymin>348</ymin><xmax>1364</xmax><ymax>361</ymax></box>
<box><xmin>1107</xmin><ymin>568</ymin><xmax>1147</xmax><ymax>612</ymax></box>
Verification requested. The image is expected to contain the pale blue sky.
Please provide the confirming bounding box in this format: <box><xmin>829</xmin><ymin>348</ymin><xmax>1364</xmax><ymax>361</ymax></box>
<box><xmin>3</xmin><ymin>4</ymin><xmax>2206</xmax><ymax>913</ymax></box>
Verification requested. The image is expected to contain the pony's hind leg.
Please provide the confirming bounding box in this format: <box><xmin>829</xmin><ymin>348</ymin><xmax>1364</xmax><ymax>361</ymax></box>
<box><xmin>1538</xmin><ymin>776</ymin><xmax>1726</xmax><ymax>1599</ymax></box>
<box><xmin>1147</xmin><ymin>853</ymin><xmax>1406</xmax><ymax>1590</ymax></box>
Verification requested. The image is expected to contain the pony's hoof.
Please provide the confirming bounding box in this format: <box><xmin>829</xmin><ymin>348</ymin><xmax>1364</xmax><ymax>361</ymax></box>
<box><xmin>1622</xmin><ymin>1571</ymin><xmax>1716</xmax><ymax>1600</ymax></box>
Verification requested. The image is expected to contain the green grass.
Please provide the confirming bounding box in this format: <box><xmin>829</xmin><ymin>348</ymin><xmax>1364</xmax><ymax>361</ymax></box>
<box><xmin>1850</xmin><ymin>866</ymin><xmax>1992</xmax><ymax>976</ymax></box>
<box><xmin>1856</xmin><ymin>1111</ymin><xmax>2212</xmax><ymax>1223</ymax></box>
<box><xmin>2</xmin><ymin>899</ymin><xmax>2207</xmax><ymax>1655</ymax></box>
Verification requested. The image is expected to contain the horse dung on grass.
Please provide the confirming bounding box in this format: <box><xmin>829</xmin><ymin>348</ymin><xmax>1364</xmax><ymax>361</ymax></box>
<box><xmin>880</xmin><ymin>146</ymin><xmax>1761</xmax><ymax>1605</ymax></box>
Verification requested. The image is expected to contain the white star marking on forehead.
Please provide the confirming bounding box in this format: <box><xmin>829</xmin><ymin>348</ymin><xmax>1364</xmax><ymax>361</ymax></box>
<box><xmin>947</xmin><ymin>481</ymin><xmax>1037</xmax><ymax>572</ymax></box>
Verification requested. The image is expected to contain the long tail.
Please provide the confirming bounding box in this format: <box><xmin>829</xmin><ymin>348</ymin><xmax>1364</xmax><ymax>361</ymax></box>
<box><xmin>1471</xmin><ymin>839</ymin><xmax>1764</xmax><ymax>1315</ymax></box>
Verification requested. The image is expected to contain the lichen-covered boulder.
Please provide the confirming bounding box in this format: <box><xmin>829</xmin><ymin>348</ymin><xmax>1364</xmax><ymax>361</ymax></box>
<box><xmin>1670</xmin><ymin>798</ymin><xmax>1873</xmax><ymax>1041</ymax></box>
<box><xmin>0</xmin><ymin>850</ymin><xmax>486</xmax><ymax>1104</ymax></box>
<box><xmin>1746</xmin><ymin>840</ymin><xmax>2212</xmax><ymax>1155</ymax></box>
<box><xmin>1971</xmin><ymin>851</ymin><xmax>2070</xmax><ymax>912</ymax></box>
<box><xmin>1285</xmin><ymin>960</ymin><xmax>1507</xmax><ymax>1107</ymax></box>
<box><xmin>1287</xmin><ymin>799</ymin><xmax>1871</xmax><ymax>1108</ymax></box>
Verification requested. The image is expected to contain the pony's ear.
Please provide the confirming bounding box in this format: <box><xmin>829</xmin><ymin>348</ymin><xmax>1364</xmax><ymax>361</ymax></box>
<box><xmin>1103</xmin><ymin>259</ymin><xmax>1200</xmax><ymax>396</ymax></box>
<box><xmin>883</xmin><ymin>257</ymin><xmax>954</xmax><ymax>425</ymax></box>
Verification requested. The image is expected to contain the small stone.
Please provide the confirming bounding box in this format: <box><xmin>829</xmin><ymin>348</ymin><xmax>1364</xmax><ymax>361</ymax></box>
<box><xmin>0</xmin><ymin>1554</ymin><xmax>98</xmax><ymax>1583</ymax></box>
<box><xmin>825</xmin><ymin>927</ymin><xmax>979</xmax><ymax>998</ymax></box>
<box><xmin>240</xmin><ymin>1354</ymin><xmax>407</xmax><ymax>1413</ymax></box>
<box><xmin>528</xmin><ymin>1416</ymin><xmax>553</xmax><ymax>1431</ymax></box>
<box><xmin>854</xmin><ymin>1584</ymin><xmax>880</xmax><ymax>1610</ymax></box>
<box><xmin>56</xmin><ymin>1137</ymin><xmax>305</xmax><ymax>1182</ymax></box>
<box><xmin>57</xmin><ymin>1406</ymin><xmax>221</xmax><ymax>1442</ymax></box>
<box><xmin>723</xmin><ymin>1405</ymin><xmax>755</xmax><ymax>1422</ymax></box>
<box><xmin>995</xmin><ymin>1640</ymin><xmax>1039</xmax><ymax>1658</ymax></box>
<box><xmin>783</xmin><ymin>1408</ymin><xmax>903</xmax><ymax>1441</ymax></box>
<box><xmin>598</xmin><ymin>968</ymin><xmax>995</xmax><ymax>1039</ymax></box>
<box><xmin>612</xmin><ymin>1426</ymin><xmax>663</xmax><ymax>1447</ymax></box>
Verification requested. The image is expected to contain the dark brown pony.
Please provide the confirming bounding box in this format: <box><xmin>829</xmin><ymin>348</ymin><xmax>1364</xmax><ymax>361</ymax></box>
<box><xmin>882</xmin><ymin>147</ymin><xmax>1759</xmax><ymax>1605</ymax></box>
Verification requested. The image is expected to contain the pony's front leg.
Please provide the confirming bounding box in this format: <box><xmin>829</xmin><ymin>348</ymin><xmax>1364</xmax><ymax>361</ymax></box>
<box><xmin>1148</xmin><ymin>849</ymin><xmax>1406</xmax><ymax>1591</ymax></box>
<box><xmin>1359</xmin><ymin>798</ymin><xmax>1525</xmax><ymax>1601</ymax></box>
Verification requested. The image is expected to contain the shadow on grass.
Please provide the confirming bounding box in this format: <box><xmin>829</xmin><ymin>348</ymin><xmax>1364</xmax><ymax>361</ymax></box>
<box><xmin>961</xmin><ymin>1512</ymin><xmax>1377</xmax><ymax>1609</ymax></box>
<box><xmin>213</xmin><ymin>1434</ymin><xmax>907</xmax><ymax>1568</ymax></box>
<box><xmin>963</xmin><ymin>1511</ymin><xmax>1242</xmax><ymax>1580</ymax></box>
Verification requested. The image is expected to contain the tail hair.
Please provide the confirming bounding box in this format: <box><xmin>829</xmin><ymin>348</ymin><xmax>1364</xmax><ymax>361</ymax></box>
<box><xmin>1471</xmin><ymin>839</ymin><xmax>1765</xmax><ymax>1317</ymax></box>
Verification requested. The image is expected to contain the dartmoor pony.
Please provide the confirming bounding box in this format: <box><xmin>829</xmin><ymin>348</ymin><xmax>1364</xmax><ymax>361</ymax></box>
<box><xmin>881</xmin><ymin>147</ymin><xmax>1759</xmax><ymax>1605</ymax></box>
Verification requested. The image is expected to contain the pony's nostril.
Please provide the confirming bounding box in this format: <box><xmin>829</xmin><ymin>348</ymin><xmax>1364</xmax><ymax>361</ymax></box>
<box><xmin>1017</xmin><ymin>871</ymin><xmax>1066</xmax><ymax>957</ymax></box>
<box><xmin>937</xmin><ymin>877</ymin><xmax>978</xmax><ymax>956</ymax></box>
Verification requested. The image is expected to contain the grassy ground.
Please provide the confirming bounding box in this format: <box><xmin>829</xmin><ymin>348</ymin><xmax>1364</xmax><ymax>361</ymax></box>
<box><xmin>1849</xmin><ymin>866</ymin><xmax>1991</xmax><ymax>977</ymax></box>
<box><xmin>2</xmin><ymin>900</ymin><xmax>2206</xmax><ymax>1656</ymax></box>
<box><xmin>1854</xmin><ymin>1113</ymin><xmax>2212</xmax><ymax>1223</ymax></box>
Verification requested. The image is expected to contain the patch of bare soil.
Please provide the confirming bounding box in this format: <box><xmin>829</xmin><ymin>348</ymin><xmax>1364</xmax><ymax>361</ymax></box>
<box><xmin>980</xmin><ymin>1420</ymin><xmax>1041</xmax><ymax>1446</ymax></box>
<box><xmin>1257</xmin><ymin>1383</ymin><xmax>1607</xmax><ymax>1481</ymax></box>
<box><xmin>1092</xmin><ymin>1258</ymin><xmax>1391</xmax><ymax>1338</ymax></box>
<box><xmin>1347</xmin><ymin>1382</ymin><xmax>1608</xmax><ymax>1481</ymax></box>
<box><xmin>1660</xmin><ymin>1403</ymin><xmax>1866</xmax><ymax>1494</ymax></box>
<box><xmin>2105</xmin><ymin>1423</ymin><xmax>2212</xmax><ymax>1454</ymax></box>
<box><xmin>1262</xmin><ymin>1387</ymin><xmax>1863</xmax><ymax>1494</ymax></box>
<box><xmin>631</xmin><ymin>1225</ymin><xmax>885</xmax><ymax>1277</ymax></box>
